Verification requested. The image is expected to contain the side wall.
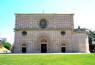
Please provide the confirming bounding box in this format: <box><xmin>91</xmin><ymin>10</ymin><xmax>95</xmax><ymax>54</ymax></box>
<box><xmin>72</xmin><ymin>32</ymin><xmax>90</xmax><ymax>53</ymax></box>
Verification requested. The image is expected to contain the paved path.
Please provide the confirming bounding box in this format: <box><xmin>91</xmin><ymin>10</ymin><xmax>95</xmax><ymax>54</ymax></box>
<box><xmin>0</xmin><ymin>53</ymin><xmax>90</xmax><ymax>55</ymax></box>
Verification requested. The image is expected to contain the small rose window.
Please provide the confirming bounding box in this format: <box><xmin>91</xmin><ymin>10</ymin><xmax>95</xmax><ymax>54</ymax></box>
<box><xmin>22</xmin><ymin>31</ymin><xmax>27</xmax><ymax>36</ymax></box>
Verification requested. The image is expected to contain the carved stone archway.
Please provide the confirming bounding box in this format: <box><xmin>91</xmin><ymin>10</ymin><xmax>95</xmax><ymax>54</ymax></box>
<box><xmin>41</xmin><ymin>39</ymin><xmax>47</xmax><ymax>53</ymax></box>
<box><xmin>37</xmin><ymin>34</ymin><xmax>51</xmax><ymax>53</ymax></box>
<box><xmin>61</xmin><ymin>41</ymin><xmax>67</xmax><ymax>53</ymax></box>
<box><xmin>22</xmin><ymin>43</ymin><xmax>27</xmax><ymax>53</ymax></box>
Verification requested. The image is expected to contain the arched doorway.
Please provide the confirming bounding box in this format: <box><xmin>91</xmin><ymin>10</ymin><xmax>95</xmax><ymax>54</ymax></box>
<box><xmin>22</xmin><ymin>44</ymin><xmax>27</xmax><ymax>53</ymax></box>
<box><xmin>61</xmin><ymin>43</ymin><xmax>66</xmax><ymax>53</ymax></box>
<box><xmin>41</xmin><ymin>39</ymin><xmax>47</xmax><ymax>53</ymax></box>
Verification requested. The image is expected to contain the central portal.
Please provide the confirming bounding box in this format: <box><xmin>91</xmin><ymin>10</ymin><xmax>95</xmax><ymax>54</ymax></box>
<box><xmin>41</xmin><ymin>44</ymin><xmax>47</xmax><ymax>53</ymax></box>
<box><xmin>40</xmin><ymin>38</ymin><xmax>48</xmax><ymax>53</ymax></box>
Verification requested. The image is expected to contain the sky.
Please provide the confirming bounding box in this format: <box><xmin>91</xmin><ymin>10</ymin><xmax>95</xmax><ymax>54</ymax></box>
<box><xmin>0</xmin><ymin>0</ymin><xmax>95</xmax><ymax>44</ymax></box>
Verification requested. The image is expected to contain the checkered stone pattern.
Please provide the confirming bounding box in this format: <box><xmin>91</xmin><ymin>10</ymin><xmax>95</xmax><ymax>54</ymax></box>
<box><xmin>14</xmin><ymin>14</ymin><xmax>89</xmax><ymax>53</ymax></box>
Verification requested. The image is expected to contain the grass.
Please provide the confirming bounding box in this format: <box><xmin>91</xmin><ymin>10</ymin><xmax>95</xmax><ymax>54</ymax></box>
<box><xmin>0</xmin><ymin>54</ymin><xmax>95</xmax><ymax>65</ymax></box>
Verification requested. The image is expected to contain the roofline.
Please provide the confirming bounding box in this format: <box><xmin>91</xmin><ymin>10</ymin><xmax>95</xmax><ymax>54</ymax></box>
<box><xmin>15</xmin><ymin>13</ymin><xmax>74</xmax><ymax>15</ymax></box>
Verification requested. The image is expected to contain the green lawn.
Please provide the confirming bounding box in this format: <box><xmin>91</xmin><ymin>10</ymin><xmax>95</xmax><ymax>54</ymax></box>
<box><xmin>0</xmin><ymin>54</ymin><xmax>95</xmax><ymax>65</ymax></box>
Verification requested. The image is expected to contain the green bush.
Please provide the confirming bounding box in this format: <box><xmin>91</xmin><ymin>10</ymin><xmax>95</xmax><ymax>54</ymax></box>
<box><xmin>4</xmin><ymin>42</ymin><xmax>11</xmax><ymax>50</ymax></box>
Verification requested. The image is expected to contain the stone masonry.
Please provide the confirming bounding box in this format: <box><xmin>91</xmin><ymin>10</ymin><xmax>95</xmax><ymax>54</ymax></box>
<box><xmin>14</xmin><ymin>14</ymin><xmax>89</xmax><ymax>53</ymax></box>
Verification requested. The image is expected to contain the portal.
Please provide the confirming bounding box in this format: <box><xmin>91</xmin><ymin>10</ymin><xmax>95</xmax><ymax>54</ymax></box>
<box><xmin>41</xmin><ymin>44</ymin><xmax>47</xmax><ymax>53</ymax></box>
<box><xmin>22</xmin><ymin>47</ymin><xmax>26</xmax><ymax>53</ymax></box>
<box><xmin>61</xmin><ymin>47</ymin><xmax>66</xmax><ymax>53</ymax></box>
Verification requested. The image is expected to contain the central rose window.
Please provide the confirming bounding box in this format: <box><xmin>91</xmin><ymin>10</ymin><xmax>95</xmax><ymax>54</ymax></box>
<box><xmin>39</xmin><ymin>19</ymin><xmax>47</xmax><ymax>28</ymax></box>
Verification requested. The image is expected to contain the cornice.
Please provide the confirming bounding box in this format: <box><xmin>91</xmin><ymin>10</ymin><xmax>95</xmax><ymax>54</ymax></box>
<box><xmin>15</xmin><ymin>13</ymin><xmax>74</xmax><ymax>16</ymax></box>
<box><xmin>15</xmin><ymin>29</ymin><xmax>72</xmax><ymax>31</ymax></box>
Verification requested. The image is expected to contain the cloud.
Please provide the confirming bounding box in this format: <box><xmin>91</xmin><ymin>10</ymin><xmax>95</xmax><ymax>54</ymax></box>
<box><xmin>0</xmin><ymin>33</ymin><xmax>14</xmax><ymax>45</ymax></box>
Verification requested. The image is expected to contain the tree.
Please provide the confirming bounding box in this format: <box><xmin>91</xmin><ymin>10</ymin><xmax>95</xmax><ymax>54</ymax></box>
<box><xmin>88</xmin><ymin>30</ymin><xmax>95</xmax><ymax>44</ymax></box>
<box><xmin>4</xmin><ymin>42</ymin><xmax>11</xmax><ymax>50</ymax></box>
<box><xmin>88</xmin><ymin>31</ymin><xmax>92</xmax><ymax>44</ymax></box>
<box><xmin>88</xmin><ymin>30</ymin><xmax>95</xmax><ymax>53</ymax></box>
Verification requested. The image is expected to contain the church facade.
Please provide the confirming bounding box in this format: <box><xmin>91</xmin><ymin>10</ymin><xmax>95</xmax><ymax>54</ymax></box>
<box><xmin>14</xmin><ymin>14</ymin><xmax>89</xmax><ymax>53</ymax></box>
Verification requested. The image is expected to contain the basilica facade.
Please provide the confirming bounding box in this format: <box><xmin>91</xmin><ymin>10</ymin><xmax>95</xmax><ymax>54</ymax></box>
<box><xmin>14</xmin><ymin>14</ymin><xmax>89</xmax><ymax>53</ymax></box>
